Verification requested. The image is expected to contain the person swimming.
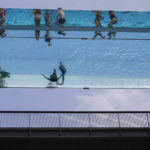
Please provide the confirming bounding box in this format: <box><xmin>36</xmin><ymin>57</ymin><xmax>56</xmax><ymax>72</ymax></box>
<box><xmin>94</xmin><ymin>10</ymin><xmax>104</xmax><ymax>27</ymax></box>
<box><xmin>30</xmin><ymin>9</ymin><xmax>43</xmax><ymax>40</ymax></box>
<box><xmin>56</xmin><ymin>8</ymin><xmax>66</xmax><ymax>35</ymax></box>
<box><xmin>108</xmin><ymin>11</ymin><xmax>118</xmax><ymax>39</ymax></box>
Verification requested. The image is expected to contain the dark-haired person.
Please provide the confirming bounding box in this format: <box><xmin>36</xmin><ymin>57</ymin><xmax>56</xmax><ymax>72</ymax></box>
<box><xmin>49</xmin><ymin>69</ymin><xmax>58</xmax><ymax>82</ymax></box>
<box><xmin>30</xmin><ymin>9</ymin><xmax>43</xmax><ymax>40</ymax></box>
<box><xmin>94</xmin><ymin>10</ymin><xmax>104</xmax><ymax>27</ymax></box>
<box><xmin>108</xmin><ymin>11</ymin><xmax>118</xmax><ymax>27</ymax></box>
<box><xmin>108</xmin><ymin>11</ymin><xmax>118</xmax><ymax>39</ymax></box>
<box><xmin>0</xmin><ymin>8</ymin><xmax>6</xmax><ymax>38</ymax></box>
<box><xmin>44</xmin><ymin>10</ymin><xmax>51</xmax><ymax>26</ymax></box>
<box><xmin>0</xmin><ymin>8</ymin><xmax>6</xmax><ymax>25</ymax></box>
<box><xmin>41</xmin><ymin>69</ymin><xmax>59</xmax><ymax>83</ymax></box>
<box><xmin>58</xmin><ymin>61</ymin><xmax>66</xmax><ymax>85</ymax></box>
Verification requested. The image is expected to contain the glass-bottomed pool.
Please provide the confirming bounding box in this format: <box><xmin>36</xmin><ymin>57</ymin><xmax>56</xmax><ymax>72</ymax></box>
<box><xmin>0</xmin><ymin>30</ymin><xmax>150</xmax><ymax>88</ymax></box>
<box><xmin>3</xmin><ymin>9</ymin><xmax>150</xmax><ymax>28</ymax></box>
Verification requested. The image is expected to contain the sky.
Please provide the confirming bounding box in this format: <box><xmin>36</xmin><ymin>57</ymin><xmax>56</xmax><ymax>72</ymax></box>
<box><xmin>1</xmin><ymin>0</ymin><xmax>150</xmax><ymax>11</ymax></box>
<box><xmin>1</xmin><ymin>0</ymin><xmax>150</xmax><ymax>111</ymax></box>
<box><xmin>1</xmin><ymin>89</ymin><xmax>150</xmax><ymax>111</ymax></box>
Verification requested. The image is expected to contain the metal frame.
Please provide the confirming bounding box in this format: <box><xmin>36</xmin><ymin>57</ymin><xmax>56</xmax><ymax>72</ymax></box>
<box><xmin>1</xmin><ymin>26</ymin><xmax>150</xmax><ymax>32</ymax></box>
<box><xmin>0</xmin><ymin>111</ymin><xmax>149</xmax><ymax>137</ymax></box>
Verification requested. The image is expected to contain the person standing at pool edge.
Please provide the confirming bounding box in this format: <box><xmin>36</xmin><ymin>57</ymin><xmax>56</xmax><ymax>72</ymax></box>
<box><xmin>59</xmin><ymin>62</ymin><xmax>66</xmax><ymax>85</ymax></box>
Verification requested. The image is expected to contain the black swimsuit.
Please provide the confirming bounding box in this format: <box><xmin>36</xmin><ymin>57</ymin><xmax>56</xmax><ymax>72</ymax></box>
<box><xmin>96</xmin><ymin>14</ymin><xmax>102</xmax><ymax>22</ymax></box>
<box><xmin>58</xmin><ymin>18</ymin><xmax>66</xmax><ymax>24</ymax></box>
<box><xmin>110</xmin><ymin>14</ymin><xmax>117</xmax><ymax>20</ymax></box>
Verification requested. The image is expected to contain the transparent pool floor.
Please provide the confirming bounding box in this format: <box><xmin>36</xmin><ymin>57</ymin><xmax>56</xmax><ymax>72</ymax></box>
<box><xmin>3</xmin><ymin>9</ymin><xmax>150</xmax><ymax>28</ymax></box>
<box><xmin>0</xmin><ymin>30</ymin><xmax>150</xmax><ymax>88</ymax></box>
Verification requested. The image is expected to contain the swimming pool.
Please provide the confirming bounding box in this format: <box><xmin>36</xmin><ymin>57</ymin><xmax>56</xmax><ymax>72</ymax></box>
<box><xmin>0</xmin><ymin>30</ymin><xmax>150</xmax><ymax>88</ymax></box>
<box><xmin>3</xmin><ymin>9</ymin><xmax>150</xmax><ymax>28</ymax></box>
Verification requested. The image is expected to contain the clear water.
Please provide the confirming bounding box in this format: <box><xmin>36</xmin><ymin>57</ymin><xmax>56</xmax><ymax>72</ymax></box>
<box><xmin>0</xmin><ymin>30</ymin><xmax>150</xmax><ymax>88</ymax></box>
<box><xmin>3</xmin><ymin>9</ymin><xmax>150</xmax><ymax>28</ymax></box>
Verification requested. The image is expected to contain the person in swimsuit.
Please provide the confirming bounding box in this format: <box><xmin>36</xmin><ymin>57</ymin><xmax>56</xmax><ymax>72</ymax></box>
<box><xmin>93</xmin><ymin>11</ymin><xmax>105</xmax><ymax>40</ymax></box>
<box><xmin>56</xmin><ymin>8</ymin><xmax>66</xmax><ymax>26</ymax></box>
<box><xmin>0</xmin><ymin>8</ymin><xmax>6</xmax><ymax>25</ymax></box>
<box><xmin>94</xmin><ymin>11</ymin><xmax>104</xmax><ymax>27</ymax></box>
<box><xmin>44</xmin><ymin>10</ymin><xmax>51</xmax><ymax>46</ymax></box>
<box><xmin>44</xmin><ymin>10</ymin><xmax>51</xmax><ymax>26</ymax></box>
<box><xmin>108</xmin><ymin>11</ymin><xmax>118</xmax><ymax>27</ymax></box>
<box><xmin>0</xmin><ymin>8</ymin><xmax>6</xmax><ymax>38</ymax></box>
<box><xmin>56</xmin><ymin>8</ymin><xmax>66</xmax><ymax>35</ymax></box>
<box><xmin>108</xmin><ymin>11</ymin><xmax>118</xmax><ymax>39</ymax></box>
<box><xmin>30</xmin><ymin>9</ymin><xmax>43</xmax><ymax>40</ymax></box>
<box><xmin>58</xmin><ymin>61</ymin><xmax>66</xmax><ymax>85</ymax></box>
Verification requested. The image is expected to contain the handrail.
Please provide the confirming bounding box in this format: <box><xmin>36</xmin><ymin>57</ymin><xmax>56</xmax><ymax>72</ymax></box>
<box><xmin>1</xmin><ymin>26</ymin><xmax>150</xmax><ymax>32</ymax></box>
<box><xmin>0</xmin><ymin>111</ymin><xmax>149</xmax><ymax>128</ymax></box>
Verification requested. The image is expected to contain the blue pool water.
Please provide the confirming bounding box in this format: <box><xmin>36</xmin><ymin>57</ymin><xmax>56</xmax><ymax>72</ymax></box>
<box><xmin>0</xmin><ymin>30</ymin><xmax>150</xmax><ymax>88</ymax></box>
<box><xmin>3</xmin><ymin>9</ymin><xmax>150</xmax><ymax>28</ymax></box>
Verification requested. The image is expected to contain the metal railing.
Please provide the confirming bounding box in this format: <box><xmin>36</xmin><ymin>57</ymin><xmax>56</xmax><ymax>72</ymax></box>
<box><xmin>1</xmin><ymin>26</ymin><xmax>150</xmax><ymax>32</ymax></box>
<box><xmin>0</xmin><ymin>111</ymin><xmax>149</xmax><ymax>128</ymax></box>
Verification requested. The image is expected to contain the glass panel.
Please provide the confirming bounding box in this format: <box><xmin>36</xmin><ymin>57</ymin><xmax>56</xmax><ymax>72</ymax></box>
<box><xmin>90</xmin><ymin>113</ymin><xmax>119</xmax><ymax>128</ymax></box>
<box><xmin>2</xmin><ymin>9</ymin><xmax>150</xmax><ymax>28</ymax></box>
<box><xmin>0</xmin><ymin>113</ymin><xmax>149</xmax><ymax>128</ymax></box>
<box><xmin>1</xmin><ymin>30</ymin><xmax>150</xmax><ymax>88</ymax></box>
<box><xmin>119</xmin><ymin>113</ymin><xmax>148</xmax><ymax>128</ymax></box>
<box><xmin>30</xmin><ymin>113</ymin><xmax>59</xmax><ymax>128</ymax></box>
<box><xmin>60</xmin><ymin>113</ymin><xmax>89</xmax><ymax>127</ymax></box>
<box><xmin>0</xmin><ymin>113</ymin><xmax>29</xmax><ymax>128</ymax></box>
